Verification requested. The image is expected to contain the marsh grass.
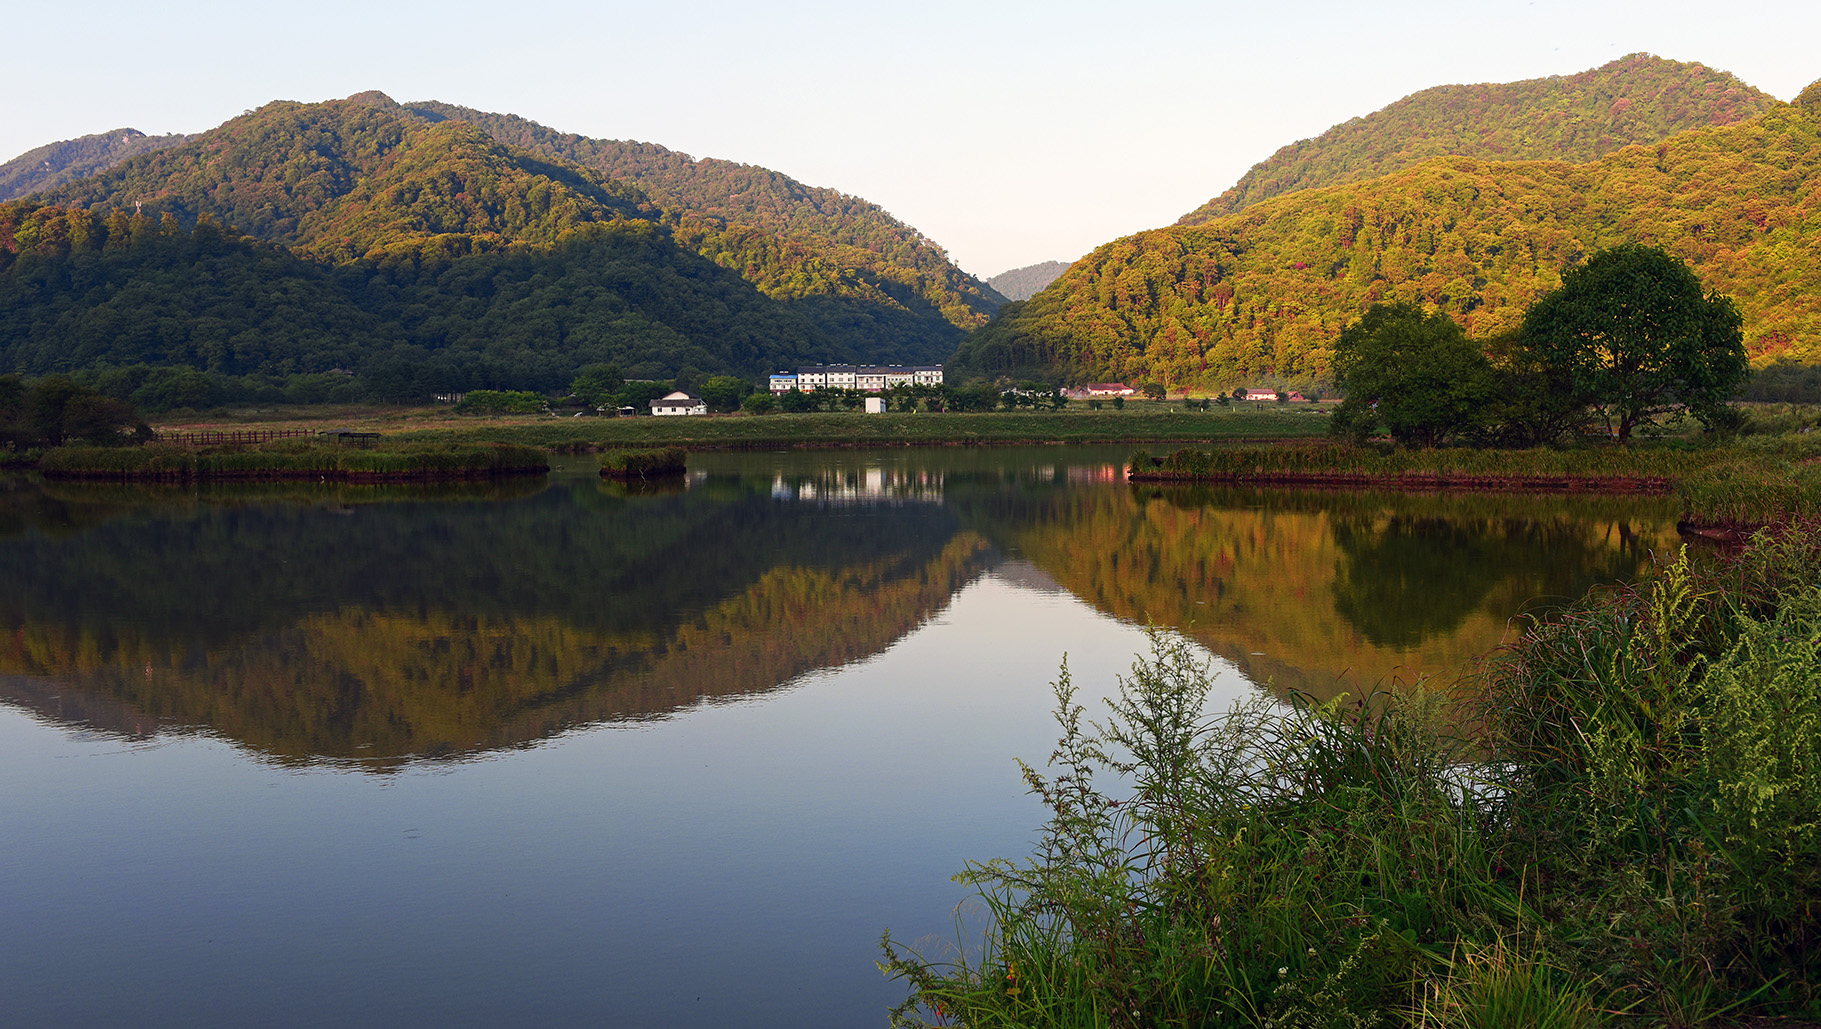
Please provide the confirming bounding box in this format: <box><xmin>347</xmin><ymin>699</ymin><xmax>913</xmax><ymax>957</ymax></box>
<box><xmin>887</xmin><ymin>526</ymin><xmax>1821</xmax><ymax>1026</ymax></box>
<box><xmin>598</xmin><ymin>446</ymin><xmax>686</xmax><ymax>477</ymax></box>
<box><xmin>38</xmin><ymin>440</ymin><xmax>549</xmax><ymax>480</ymax></box>
<box><xmin>1129</xmin><ymin>436</ymin><xmax>1821</xmax><ymax>527</ymax></box>
<box><xmin>376</xmin><ymin>409</ymin><xmax>1334</xmax><ymax>450</ymax></box>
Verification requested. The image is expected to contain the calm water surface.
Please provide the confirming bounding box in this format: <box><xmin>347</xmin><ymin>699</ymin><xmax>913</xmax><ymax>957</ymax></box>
<box><xmin>0</xmin><ymin>448</ymin><xmax>1682</xmax><ymax>1026</ymax></box>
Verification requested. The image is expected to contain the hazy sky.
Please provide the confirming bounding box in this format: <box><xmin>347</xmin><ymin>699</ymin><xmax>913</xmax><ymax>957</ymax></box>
<box><xmin>8</xmin><ymin>0</ymin><xmax>1817</xmax><ymax>278</ymax></box>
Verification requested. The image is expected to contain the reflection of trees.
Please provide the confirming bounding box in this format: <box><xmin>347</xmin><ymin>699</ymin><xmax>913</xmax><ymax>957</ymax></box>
<box><xmin>0</xmin><ymin>455</ymin><xmax>1687</xmax><ymax>761</ymax></box>
<box><xmin>951</xmin><ymin>482</ymin><xmax>1681</xmax><ymax>699</ymax></box>
<box><xmin>1329</xmin><ymin>517</ymin><xmax>1504</xmax><ymax>648</ymax></box>
<box><xmin>0</xmin><ymin>476</ymin><xmax>989</xmax><ymax>765</ymax></box>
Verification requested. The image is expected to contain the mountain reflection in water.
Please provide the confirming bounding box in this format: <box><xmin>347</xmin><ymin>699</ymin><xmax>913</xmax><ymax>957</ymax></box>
<box><xmin>0</xmin><ymin>449</ymin><xmax>1682</xmax><ymax>764</ymax></box>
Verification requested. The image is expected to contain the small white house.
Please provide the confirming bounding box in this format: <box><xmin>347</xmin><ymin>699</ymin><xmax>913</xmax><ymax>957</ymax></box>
<box><xmin>864</xmin><ymin>396</ymin><xmax>886</xmax><ymax>414</ymax></box>
<box><xmin>650</xmin><ymin>391</ymin><xmax>708</xmax><ymax>416</ymax></box>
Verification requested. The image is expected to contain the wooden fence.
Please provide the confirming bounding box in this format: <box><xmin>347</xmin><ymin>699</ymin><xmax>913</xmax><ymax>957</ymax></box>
<box><xmin>151</xmin><ymin>428</ymin><xmax>318</xmax><ymax>448</ymax></box>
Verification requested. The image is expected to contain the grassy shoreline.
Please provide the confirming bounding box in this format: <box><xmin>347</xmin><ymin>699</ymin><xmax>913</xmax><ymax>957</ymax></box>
<box><xmin>1129</xmin><ymin>438</ymin><xmax>1821</xmax><ymax>528</ymax></box>
<box><xmin>36</xmin><ymin>440</ymin><xmax>550</xmax><ymax>482</ymax></box>
<box><xmin>142</xmin><ymin>404</ymin><xmax>1336</xmax><ymax>450</ymax></box>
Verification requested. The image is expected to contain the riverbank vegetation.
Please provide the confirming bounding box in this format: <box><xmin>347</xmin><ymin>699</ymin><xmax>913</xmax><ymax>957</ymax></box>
<box><xmin>884</xmin><ymin>523</ymin><xmax>1821</xmax><ymax>1027</ymax></box>
<box><xmin>1131</xmin><ymin>430</ymin><xmax>1821</xmax><ymax>529</ymax></box>
<box><xmin>599</xmin><ymin>447</ymin><xmax>685</xmax><ymax>478</ymax></box>
<box><xmin>37</xmin><ymin>438</ymin><xmax>548</xmax><ymax>482</ymax></box>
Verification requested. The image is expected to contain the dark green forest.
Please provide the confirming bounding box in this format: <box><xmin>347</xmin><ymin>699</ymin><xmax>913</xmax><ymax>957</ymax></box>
<box><xmin>0</xmin><ymin>202</ymin><xmax>844</xmax><ymax>396</ymax></box>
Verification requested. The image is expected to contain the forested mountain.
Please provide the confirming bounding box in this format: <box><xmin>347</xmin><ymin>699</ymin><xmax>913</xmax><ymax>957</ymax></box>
<box><xmin>952</xmin><ymin>88</ymin><xmax>1821</xmax><ymax>390</ymax></box>
<box><xmin>1</xmin><ymin>91</ymin><xmax>998</xmax><ymax>387</ymax></box>
<box><xmin>0</xmin><ymin>203</ymin><xmax>842</xmax><ymax>390</ymax></box>
<box><xmin>987</xmin><ymin>260</ymin><xmax>1069</xmax><ymax>301</ymax></box>
<box><xmin>36</xmin><ymin>95</ymin><xmax>652</xmax><ymax>261</ymax></box>
<box><xmin>0</xmin><ymin>129</ymin><xmax>187</xmax><ymax>202</ymax></box>
<box><xmin>1180</xmin><ymin>54</ymin><xmax>1777</xmax><ymax>225</ymax></box>
<box><xmin>398</xmin><ymin>100</ymin><xmax>1005</xmax><ymax>343</ymax></box>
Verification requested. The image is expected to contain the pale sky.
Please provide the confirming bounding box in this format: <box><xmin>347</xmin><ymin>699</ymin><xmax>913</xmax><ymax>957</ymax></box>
<box><xmin>7</xmin><ymin>0</ymin><xmax>1818</xmax><ymax>278</ymax></box>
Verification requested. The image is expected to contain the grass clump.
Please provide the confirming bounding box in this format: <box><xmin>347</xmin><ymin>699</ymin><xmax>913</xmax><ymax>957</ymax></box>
<box><xmin>599</xmin><ymin>446</ymin><xmax>686</xmax><ymax>478</ymax></box>
<box><xmin>887</xmin><ymin>525</ymin><xmax>1821</xmax><ymax>1026</ymax></box>
<box><xmin>883</xmin><ymin>634</ymin><xmax>1514</xmax><ymax>1028</ymax></box>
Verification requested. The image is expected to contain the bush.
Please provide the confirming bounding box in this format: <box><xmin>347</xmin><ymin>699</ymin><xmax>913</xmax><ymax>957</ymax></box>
<box><xmin>599</xmin><ymin>447</ymin><xmax>686</xmax><ymax>478</ymax></box>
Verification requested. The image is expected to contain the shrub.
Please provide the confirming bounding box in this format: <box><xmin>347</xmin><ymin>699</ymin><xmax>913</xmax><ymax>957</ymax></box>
<box><xmin>454</xmin><ymin>390</ymin><xmax>547</xmax><ymax>415</ymax></box>
<box><xmin>599</xmin><ymin>447</ymin><xmax>686</xmax><ymax>478</ymax></box>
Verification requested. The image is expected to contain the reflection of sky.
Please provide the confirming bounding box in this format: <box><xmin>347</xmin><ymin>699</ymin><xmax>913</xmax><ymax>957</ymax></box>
<box><xmin>0</xmin><ymin>576</ymin><xmax>1252</xmax><ymax>1027</ymax></box>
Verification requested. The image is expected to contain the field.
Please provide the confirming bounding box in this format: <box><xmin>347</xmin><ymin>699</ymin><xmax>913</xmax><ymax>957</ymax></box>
<box><xmin>147</xmin><ymin>401</ymin><xmax>1338</xmax><ymax>449</ymax></box>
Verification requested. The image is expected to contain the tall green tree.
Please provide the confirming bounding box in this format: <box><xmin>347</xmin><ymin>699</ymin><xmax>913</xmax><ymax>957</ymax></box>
<box><xmin>697</xmin><ymin>375</ymin><xmax>753</xmax><ymax>412</ymax></box>
<box><xmin>1519</xmin><ymin>244</ymin><xmax>1746</xmax><ymax>442</ymax></box>
<box><xmin>1329</xmin><ymin>303</ymin><xmax>1495</xmax><ymax>447</ymax></box>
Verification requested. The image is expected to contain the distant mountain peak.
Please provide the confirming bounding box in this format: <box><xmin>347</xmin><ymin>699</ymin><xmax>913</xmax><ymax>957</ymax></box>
<box><xmin>0</xmin><ymin>127</ymin><xmax>188</xmax><ymax>202</ymax></box>
<box><xmin>988</xmin><ymin>260</ymin><xmax>1070</xmax><ymax>302</ymax></box>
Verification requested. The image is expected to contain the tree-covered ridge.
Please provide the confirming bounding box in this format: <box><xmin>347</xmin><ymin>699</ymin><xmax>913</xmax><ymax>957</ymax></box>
<box><xmin>953</xmin><ymin>97</ymin><xmax>1821</xmax><ymax>390</ymax></box>
<box><xmin>0</xmin><ymin>201</ymin><xmax>841</xmax><ymax>386</ymax></box>
<box><xmin>19</xmin><ymin>92</ymin><xmax>982</xmax><ymax>367</ymax></box>
<box><xmin>402</xmin><ymin>101</ymin><xmax>1004</xmax><ymax>345</ymax></box>
<box><xmin>0</xmin><ymin>128</ymin><xmax>189</xmax><ymax>202</ymax></box>
<box><xmin>35</xmin><ymin>95</ymin><xmax>652</xmax><ymax>261</ymax></box>
<box><xmin>1180</xmin><ymin>54</ymin><xmax>1778</xmax><ymax>225</ymax></box>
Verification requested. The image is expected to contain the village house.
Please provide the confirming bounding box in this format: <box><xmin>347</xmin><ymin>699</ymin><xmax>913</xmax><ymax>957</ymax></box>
<box><xmin>1244</xmin><ymin>388</ymin><xmax>1281</xmax><ymax>401</ymax></box>
<box><xmin>1086</xmin><ymin>383</ymin><xmax>1137</xmax><ymax>397</ymax></box>
<box><xmin>650</xmin><ymin>391</ymin><xmax>708</xmax><ymax>416</ymax></box>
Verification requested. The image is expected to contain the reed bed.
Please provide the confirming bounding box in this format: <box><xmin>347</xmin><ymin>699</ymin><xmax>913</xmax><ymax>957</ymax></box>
<box><xmin>38</xmin><ymin>440</ymin><xmax>549</xmax><ymax>482</ymax></box>
<box><xmin>1128</xmin><ymin>439</ymin><xmax>1821</xmax><ymax>528</ymax></box>
<box><xmin>1128</xmin><ymin>442</ymin><xmax>1697</xmax><ymax>486</ymax></box>
<box><xmin>598</xmin><ymin>446</ymin><xmax>686</xmax><ymax>478</ymax></box>
<box><xmin>886</xmin><ymin>525</ymin><xmax>1821</xmax><ymax>1027</ymax></box>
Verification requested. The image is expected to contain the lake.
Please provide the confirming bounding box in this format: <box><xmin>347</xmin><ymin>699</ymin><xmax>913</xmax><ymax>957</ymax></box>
<box><xmin>0</xmin><ymin>447</ymin><xmax>1683</xmax><ymax>1026</ymax></box>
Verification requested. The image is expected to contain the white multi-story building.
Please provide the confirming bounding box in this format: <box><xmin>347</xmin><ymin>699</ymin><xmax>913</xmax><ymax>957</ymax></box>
<box><xmin>779</xmin><ymin>364</ymin><xmax>944</xmax><ymax>392</ymax></box>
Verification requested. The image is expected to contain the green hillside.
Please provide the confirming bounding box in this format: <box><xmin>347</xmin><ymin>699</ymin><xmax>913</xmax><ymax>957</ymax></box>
<box><xmin>400</xmin><ymin>100</ymin><xmax>1004</xmax><ymax>354</ymax></box>
<box><xmin>952</xmin><ymin>93</ymin><xmax>1821</xmax><ymax>390</ymax></box>
<box><xmin>24</xmin><ymin>93</ymin><xmax>986</xmax><ymax>368</ymax></box>
<box><xmin>0</xmin><ymin>128</ymin><xmax>188</xmax><ymax>202</ymax></box>
<box><xmin>38</xmin><ymin>96</ymin><xmax>651</xmax><ymax>259</ymax></box>
<box><xmin>1180</xmin><ymin>54</ymin><xmax>1777</xmax><ymax>225</ymax></box>
<box><xmin>0</xmin><ymin>201</ymin><xmax>841</xmax><ymax>389</ymax></box>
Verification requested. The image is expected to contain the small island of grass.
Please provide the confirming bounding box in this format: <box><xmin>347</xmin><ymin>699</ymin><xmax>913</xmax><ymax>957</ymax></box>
<box><xmin>599</xmin><ymin>446</ymin><xmax>686</xmax><ymax>479</ymax></box>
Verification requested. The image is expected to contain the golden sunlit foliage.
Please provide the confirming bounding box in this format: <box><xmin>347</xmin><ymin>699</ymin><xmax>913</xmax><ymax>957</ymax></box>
<box><xmin>1180</xmin><ymin>54</ymin><xmax>1776</xmax><ymax>223</ymax></box>
<box><xmin>954</xmin><ymin>97</ymin><xmax>1821</xmax><ymax>389</ymax></box>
